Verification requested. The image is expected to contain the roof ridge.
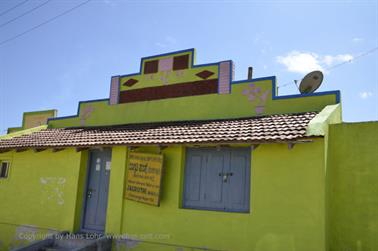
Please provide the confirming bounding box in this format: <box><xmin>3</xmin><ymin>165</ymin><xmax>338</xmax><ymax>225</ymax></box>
<box><xmin>57</xmin><ymin>111</ymin><xmax>318</xmax><ymax>131</ymax></box>
<box><xmin>0</xmin><ymin>112</ymin><xmax>319</xmax><ymax>150</ymax></box>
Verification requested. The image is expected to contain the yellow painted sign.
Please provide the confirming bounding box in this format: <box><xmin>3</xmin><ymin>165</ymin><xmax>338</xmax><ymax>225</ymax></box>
<box><xmin>125</xmin><ymin>152</ymin><xmax>164</xmax><ymax>206</ymax></box>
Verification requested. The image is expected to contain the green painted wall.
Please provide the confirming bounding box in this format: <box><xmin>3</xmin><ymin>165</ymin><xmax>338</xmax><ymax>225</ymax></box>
<box><xmin>0</xmin><ymin>140</ymin><xmax>328</xmax><ymax>250</ymax></box>
<box><xmin>119</xmin><ymin>51</ymin><xmax>217</xmax><ymax>91</ymax></box>
<box><xmin>44</xmin><ymin>48</ymin><xmax>339</xmax><ymax>129</ymax></box>
<box><xmin>119</xmin><ymin>63</ymin><xmax>218</xmax><ymax>91</ymax></box>
<box><xmin>108</xmin><ymin>139</ymin><xmax>326</xmax><ymax>251</ymax></box>
<box><xmin>0</xmin><ymin>149</ymin><xmax>85</xmax><ymax>251</ymax></box>
<box><xmin>48</xmin><ymin>79</ymin><xmax>338</xmax><ymax>128</ymax></box>
<box><xmin>6</xmin><ymin>127</ymin><xmax>22</xmax><ymax>134</ymax></box>
<box><xmin>44</xmin><ymin>47</ymin><xmax>339</xmax><ymax>129</ymax></box>
<box><xmin>327</xmin><ymin>122</ymin><xmax>378</xmax><ymax>251</ymax></box>
<box><xmin>6</xmin><ymin>110</ymin><xmax>56</xmax><ymax>135</ymax></box>
<box><xmin>106</xmin><ymin>146</ymin><xmax>128</xmax><ymax>234</ymax></box>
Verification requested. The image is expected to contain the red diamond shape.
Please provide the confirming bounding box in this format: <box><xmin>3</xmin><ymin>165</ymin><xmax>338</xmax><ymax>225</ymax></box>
<box><xmin>196</xmin><ymin>70</ymin><xmax>214</xmax><ymax>79</ymax></box>
<box><xmin>123</xmin><ymin>78</ymin><xmax>138</xmax><ymax>87</ymax></box>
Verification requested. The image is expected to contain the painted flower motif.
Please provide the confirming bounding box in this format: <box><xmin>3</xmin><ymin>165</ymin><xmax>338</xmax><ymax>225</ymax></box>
<box><xmin>40</xmin><ymin>177</ymin><xmax>66</xmax><ymax>206</ymax></box>
<box><xmin>160</xmin><ymin>70</ymin><xmax>171</xmax><ymax>85</ymax></box>
<box><xmin>242</xmin><ymin>84</ymin><xmax>270</xmax><ymax>115</ymax></box>
<box><xmin>242</xmin><ymin>84</ymin><xmax>269</xmax><ymax>101</ymax></box>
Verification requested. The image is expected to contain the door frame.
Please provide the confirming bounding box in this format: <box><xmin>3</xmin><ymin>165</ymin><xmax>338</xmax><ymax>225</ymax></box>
<box><xmin>79</xmin><ymin>148</ymin><xmax>112</xmax><ymax>233</ymax></box>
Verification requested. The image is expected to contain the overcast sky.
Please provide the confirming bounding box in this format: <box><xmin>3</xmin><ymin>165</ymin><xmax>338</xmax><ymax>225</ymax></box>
<box><xmin>0</xmin><ymin>0</ymin><xmax>377</xmax><ymax>133</ymax></box>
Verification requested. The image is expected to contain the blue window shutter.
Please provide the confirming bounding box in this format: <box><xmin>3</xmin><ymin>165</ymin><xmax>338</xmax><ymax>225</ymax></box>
<box><xmin>201</xmin><ymin>149</ymin><xmax>229</xmax><ymax>209</ymax></box>
<box><xmin>184</xmin><ymin>149</ymin><xmax>206</xmax><ymax>208</ymax></box>
<box><xmin>225</xmin><ymin>148</ymin><xmax>251</xmax><ymax>212</ymax></box>
<box><xmin>184</xmin><ymin>147</ymin><xmax>251</xmax><ymax>212</ymax></box>
<box><xmin>185</xmin><ymin>152</ymin><xmax>203</xmax><ymax>202</ymax></box>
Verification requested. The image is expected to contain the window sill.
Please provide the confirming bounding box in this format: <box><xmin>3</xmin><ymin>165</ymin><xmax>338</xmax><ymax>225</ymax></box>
<box><xmin>181</xmin><ymin>205</ymin><xmax>250</xmax><ymax>214</ymax></box>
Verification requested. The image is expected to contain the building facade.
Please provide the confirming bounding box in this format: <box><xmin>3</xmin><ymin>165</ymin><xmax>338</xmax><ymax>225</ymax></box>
<box><xmin>0</xmin><ymin>49</ymin><xmax>376</xmax><ymax>251</ymax></box>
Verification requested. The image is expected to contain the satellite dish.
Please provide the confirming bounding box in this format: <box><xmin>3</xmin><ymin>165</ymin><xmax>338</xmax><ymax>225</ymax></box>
<box><xmin>299</xmin><ymin>70</ymin><xmax>323</xmax><ymax>94</ymax></box>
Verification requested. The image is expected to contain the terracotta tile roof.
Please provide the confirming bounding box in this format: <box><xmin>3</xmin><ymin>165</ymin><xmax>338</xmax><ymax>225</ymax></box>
<box><xmin>0</xmin><ymin>112</ymin><xmax>317</xmax><ymax>150</ymax></box>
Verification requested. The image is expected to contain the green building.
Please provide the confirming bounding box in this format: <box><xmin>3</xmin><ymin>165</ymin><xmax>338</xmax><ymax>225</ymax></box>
<box><xmin>0</xmin><ymin>49</ymin><xmax>377</xmax><ymax>251</ymax></box>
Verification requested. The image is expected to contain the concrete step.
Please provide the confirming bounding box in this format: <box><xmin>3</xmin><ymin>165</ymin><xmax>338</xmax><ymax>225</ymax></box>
<box><xmin>54</xmin><ymin>238</ymin><xmax>96</xmax><ymax>249</ymax></box>
<box><xmin>11</xmin><ymin>232</ymin><xmax>111</xmax><ymax>251</ymax></box>
<box><xmin>44</xmin><ymin>248</ymin><xmax>71</xmax><ymax>251</ymax></box>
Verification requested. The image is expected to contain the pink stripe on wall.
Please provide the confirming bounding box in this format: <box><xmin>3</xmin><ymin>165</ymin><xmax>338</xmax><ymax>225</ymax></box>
<box><xmin>109</xmin><ymin>76</ymin><xmax>120</xmax><ymax>105</ymax></box>
<box><xmin>219</xmin><ymin>61</ymin><xmax>233</xmax><ymax>94</ymax></box>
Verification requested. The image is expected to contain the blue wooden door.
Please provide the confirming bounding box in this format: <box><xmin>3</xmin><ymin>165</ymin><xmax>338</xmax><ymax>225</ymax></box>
<box><xmin>82</xmin><ymin>149</ymin><xmax>112</xmax><ymax>232</ymax></box>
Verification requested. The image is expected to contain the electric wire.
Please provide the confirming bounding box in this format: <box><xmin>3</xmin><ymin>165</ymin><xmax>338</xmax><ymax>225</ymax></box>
<box><xmin>326</xmin><ymin>46</ymin><xmax>378</xmax><ymax>71</ymax></box>
<box><xmin>277</xmin><ymin>46</ymin><xmax>378</xmax><ymax>90</ymax></box>
<box><xmin>0</xmin><ymin>0</ymin><xmax>92</xmax><ymax>46</ymax></box>
<box><xmin>0</xmin><ymin>0</ymin><xmax>30</xmax><ymax>17</ymax></box>
<box><xmin>0</xmin><ymin>0</ymin><xmax>52</xmax><ymax>29</ymax></box>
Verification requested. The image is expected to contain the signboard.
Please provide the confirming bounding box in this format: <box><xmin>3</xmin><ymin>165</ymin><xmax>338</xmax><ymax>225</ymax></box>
<box><xmin>125</xmin><ymin>152</ymin><xmax>164</xmax><ymax>206</ymax></box>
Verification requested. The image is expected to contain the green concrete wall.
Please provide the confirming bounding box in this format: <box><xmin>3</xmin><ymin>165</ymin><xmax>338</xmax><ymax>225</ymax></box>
<box><xmin>0</xmin><ymin>140</ymin><xmax>328</xmax><ymax>251</ymax></box>
<box><xmin>6</xmin><ymin>127</ymin><xmax>23</xmax><ymax>134</ymax></box>
<box><xmin>47</xmin><ymin>49</ymin><xmax>339</xmax><ymax>129</ymax></box>
<box><xmin>48</xmin><ymin>79</ymin><xmax>338</xmax><ymax>128</ymax></box>
<box><xmin>107</xmin><ymin>139</ymin><xmax>326</xmax><ymax>251</ymax></box>
<box><xmin>327</xmin><ymin>122</ymin><xmax>378</xmax><ymax>251</ymax></box>
<box><xmin>0</xmin><ymin>149</ymin><xmax>85</xmax><ymax>251</ymax></box>
<box><xmin>119</xmin><ymin>55</ymin><xmax>217</xmax><ymax>91</ymax></box>
<box><xmin>6</xmin><ymin>109</ymin><xmax>56</xmax><ymax>135</ymax></box>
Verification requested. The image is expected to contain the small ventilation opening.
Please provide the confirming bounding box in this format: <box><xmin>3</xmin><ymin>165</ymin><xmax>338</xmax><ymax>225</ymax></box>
<box><xmin>0</xmin><ymin>161</ymin><xmax>10</xmax><ymax>178</ymax></box>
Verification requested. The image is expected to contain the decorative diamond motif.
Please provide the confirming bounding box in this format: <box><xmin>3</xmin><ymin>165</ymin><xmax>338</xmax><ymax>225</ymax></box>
<box><xmin>196</xmin><ymin>70</ymin><xmax>215</xmax><ymax>80</ymax></box>
<box><xmin>123</xmin><ymin>78</ymin><xmax>138</xmax><ymax>87</ymax></box>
